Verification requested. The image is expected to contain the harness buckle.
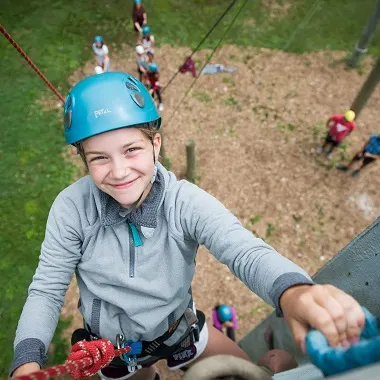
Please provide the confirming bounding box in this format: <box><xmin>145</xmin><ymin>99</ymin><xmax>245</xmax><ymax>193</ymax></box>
<box><xmin>183</xmin><ymin>308</ymin><xmax>200</xmax><ymax>343</ymax></box>
<box><xmin>191</xmin><ymin>324</ymin><xmax>200</xmax><ymax>342</ymax></box>
<box><xmin>116</xmin><ymin>334</ymin><xmax>143</xmax><ymax>373</ymax></box>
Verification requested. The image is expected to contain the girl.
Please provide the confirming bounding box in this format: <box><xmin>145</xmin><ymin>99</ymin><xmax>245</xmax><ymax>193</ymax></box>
<box><xmin>92</xmin><ymin>35</ymin><xmax>111</xmax><ymax>73</ymax></box>
<box><xmin>132</xmin><ymin>0</ymin><xmax>147</xmax><ymax>39</ymax></box>
<box><xmin>11</xmin><ymin>72</ymin><xmax>364</xmax><ymax>380</ymax></box>
<box><xmin>141</xmin><ymin>26</ymin><xmax>155</xmax><ymax>54</ymax></box>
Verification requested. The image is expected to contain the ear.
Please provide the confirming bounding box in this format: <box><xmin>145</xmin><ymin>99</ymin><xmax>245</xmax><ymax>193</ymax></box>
<box><xmin>152</xmin><ymin>133</ymin><xmax>161</xmax><ymax>162</ymax></box>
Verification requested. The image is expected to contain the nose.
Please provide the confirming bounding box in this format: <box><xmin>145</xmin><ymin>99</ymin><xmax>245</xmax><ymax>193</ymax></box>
<box><xmin>110</xmin><ymin>158</ymin><xmax>129</xmax><ymax>180</ymax></box>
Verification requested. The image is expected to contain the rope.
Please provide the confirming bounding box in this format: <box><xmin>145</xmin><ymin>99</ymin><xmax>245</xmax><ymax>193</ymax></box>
<box><xmin>281</xmin><ymin>0</ymin><xmax>321</xmax><ymax>52</ymax></box>
<box><xmin>11</xmin><ymin>339</ymin><xmax>132</xmax><ymax>380</ymax></box>
<box><xmin>165</xmin><ymin>0</ymin><xmax>249</xmax><ymax>128</ymax></box>
<box><xmin>161</xmin><ymin>0</ymin><xmax>238</xmax><ymax>94</ymax></box>
<box><xmin>0</xmin><ymin>24</ymin><xmax>65</xmax><ymax>104</ymax></box>
<box><xmin>183</xmin><ymin>355</ymin><xmax>272</xmax><ymax>380</ymax></box>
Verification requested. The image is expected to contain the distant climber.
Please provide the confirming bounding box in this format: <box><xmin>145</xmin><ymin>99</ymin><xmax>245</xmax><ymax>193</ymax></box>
<box><xmin>317</xmin><ymin>110</ymin><xmax>356</xmax><ymax>159</ymax></box>
<box><xmin>337</xmin><ymin>133</ymin><xmax>380</xmax><ymax>177</ymax></box>
<box><xmin>92</xmin><ymin>35</ymin><xmax>110</xmax><ymax>74</ymax></box>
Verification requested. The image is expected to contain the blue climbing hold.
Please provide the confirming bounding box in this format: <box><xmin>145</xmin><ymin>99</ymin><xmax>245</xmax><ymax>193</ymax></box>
<box><xmin>306</xmin><ymin>307</ymin><xmax>380</xmax><ymax>376</ymax></box>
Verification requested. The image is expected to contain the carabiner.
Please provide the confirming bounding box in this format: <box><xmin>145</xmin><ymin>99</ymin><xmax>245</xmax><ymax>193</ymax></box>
<box><xmin>115</xmin><ymin>333</ymin><xmax>143</xmax><ymax>373</ymax></box>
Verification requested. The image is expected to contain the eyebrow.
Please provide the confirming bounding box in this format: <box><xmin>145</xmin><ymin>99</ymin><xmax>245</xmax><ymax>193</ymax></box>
<box><xmin>85</xmin><ymin>139</ymin><xmax>143</xmax><ymax>156</ymax></box>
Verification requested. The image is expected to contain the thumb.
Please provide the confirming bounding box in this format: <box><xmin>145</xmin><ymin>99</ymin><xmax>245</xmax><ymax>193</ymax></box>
<box><xmin>287</xmin><ymin>318</ymin><xmax>309</xmax><ymax>354</ymax></box>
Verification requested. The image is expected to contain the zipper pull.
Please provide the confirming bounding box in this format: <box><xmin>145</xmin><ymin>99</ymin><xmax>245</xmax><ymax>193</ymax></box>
<box><xmin>129</xmin><ymin>223</ymin><xmax>143</xmax><ymax>247</ymax></box>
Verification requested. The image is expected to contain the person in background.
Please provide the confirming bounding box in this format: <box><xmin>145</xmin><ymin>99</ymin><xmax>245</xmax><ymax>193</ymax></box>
<box><xmin>317</xmin><ymin>110</ymin><xmax>356</xmax><ymax>159</ymax></box>
<box><xmin>337</xmin><ymin>133</ymin><xmax>380</xmax><ymax>177</ymax></box>
<box><xmin>146</xmin><ymin>50</ymin><xmax>154</xmax><ymax>64</ymax></box>
<box><xmin>132</xmin><ymin>0</ymin><xmax>147</xmax><ymax>39</ymax></box>
<box><xmin>147</xmin><ymin>63</ymin><xmax>163</xmax><ymax>112</ymax></box>
<box><xmin>141</xmin><ymin>26</ymin><xmax>155</xmax><ymax>54</ymax></box>
<box><xmin>92</xmin><ymin>35</ymin><xmax>111</xmax><ymax>73</ymax></box>
<box><xmin>136</xmin><ymin>45</ymin><xmax>148</xmax><ymax>82</ymax></box>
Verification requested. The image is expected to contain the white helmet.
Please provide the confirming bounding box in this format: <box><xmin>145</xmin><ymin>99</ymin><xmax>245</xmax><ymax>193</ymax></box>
<box><xmin>136</xmin><ymin>45</ymin><xmax>145</xmax><ymax>55</ymax></box>
<box><xmin>94</xmin><ymin>66</ymin><xmax>104</xmax><ymax>75</ymax></box>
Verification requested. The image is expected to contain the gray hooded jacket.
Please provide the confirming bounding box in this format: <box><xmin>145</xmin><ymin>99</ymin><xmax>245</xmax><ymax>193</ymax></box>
<box><xmin>11</xmin><ymin>163</ymin><xmax>313</xmax><ymax>373</ymax></box>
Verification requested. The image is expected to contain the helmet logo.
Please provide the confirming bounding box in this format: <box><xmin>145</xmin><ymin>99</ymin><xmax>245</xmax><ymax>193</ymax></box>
<box><xmin>94</xmin><ymin>108</ymin><xmax>112</xmax><ymax>118</ymax></box>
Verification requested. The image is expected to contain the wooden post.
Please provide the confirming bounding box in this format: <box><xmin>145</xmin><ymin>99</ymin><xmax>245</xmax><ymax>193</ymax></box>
<box><xmin>348</xmin><ymin>0</ymin><xmax>380</xmax><ymax>68</ymax></box>
<box><xmin>159</xmin><ymin>132</ymin><xmax>172</xmax><ymax>170</ymax></box>
<box><xmin>350</xmin><ymin>56</ymin><xmax>380</xmax><ymax>120</ymax></box>
<box><xmin>186</xmin><ymin>140</ymin><xmax>196</xmax><ymax>182</ymax></box>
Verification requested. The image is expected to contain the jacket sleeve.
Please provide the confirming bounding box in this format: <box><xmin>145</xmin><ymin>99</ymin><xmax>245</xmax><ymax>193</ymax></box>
<box><xmin>10</xmin><ymin>195</ymin><xmax>83</xmax><ymax>375</ymax></box>
<box><xmin>177</xmin><ymin>181</ymin><xmax>314</xmax><ymax>315</ymax></box>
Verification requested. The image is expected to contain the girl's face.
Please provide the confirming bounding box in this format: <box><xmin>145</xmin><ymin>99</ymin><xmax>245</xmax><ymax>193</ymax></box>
<box><xmin>82</xmin><ymin>127</ymin><xmax>161</xmax><ymax>208</ymax></box>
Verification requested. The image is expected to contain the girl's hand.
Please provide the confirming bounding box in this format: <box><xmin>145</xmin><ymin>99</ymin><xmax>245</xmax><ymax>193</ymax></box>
<box><xmin>12</xmin><ymin>362</ymin><xmax>40</xmax><ymax>377</ymax></box>
<box><xmin>280</xmin><ymin>284</ymin><xmax>365</xmax><ymax>353</ymax></box>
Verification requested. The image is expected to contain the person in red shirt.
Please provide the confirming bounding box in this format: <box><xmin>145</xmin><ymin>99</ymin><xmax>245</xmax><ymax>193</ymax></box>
<box><xmin>317</xmin><ymin>110</ymin><xmax>356</xmax><ymax>159</ymax></box>
<box><xmin>132</xmin><ymin>0</ymin><xmax>147</xmax><ymax>39</ymax></box>
<box><xmin>147</xmin><ymin>63</ymin><xmax>164</xmax><ymax>112</ymax></box>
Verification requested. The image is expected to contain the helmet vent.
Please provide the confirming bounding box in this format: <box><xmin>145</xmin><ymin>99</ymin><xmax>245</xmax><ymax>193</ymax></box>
<box><xmin>64</xmin><ymin>110</ymin><xmax>72</xmax><ymax>129</ymax></box>
<box><xmin>125</xmin><ymin>82</ymin><xmax>138</xmax><ymax>91</ymax></box>
<box><xmin>66</xmin><ymin>95</ymin><xmax>72</xmax><ymax>109</ymax></box>
<box><xmin>130</xmin><ymin>92</ymin><xmax>145</xmax><ymax>108</ymax></box>
<box><xmin>127</xmin><ymin>76</ymin><xmax>138</xmax><ymax>85</ymax></box>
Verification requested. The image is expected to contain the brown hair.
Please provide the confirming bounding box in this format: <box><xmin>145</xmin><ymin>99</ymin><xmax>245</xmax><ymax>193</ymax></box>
<box><xmin>75</xmin><ymin>121</ymin><xmax>160</xmax><ymax>169</ymax></box>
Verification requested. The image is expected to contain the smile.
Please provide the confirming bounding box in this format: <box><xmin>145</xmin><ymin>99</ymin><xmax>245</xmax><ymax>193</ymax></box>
<box><xmin>110</xmin><ymin>178</ymin><xmax>138</xmax><ymax>189</ymax></box>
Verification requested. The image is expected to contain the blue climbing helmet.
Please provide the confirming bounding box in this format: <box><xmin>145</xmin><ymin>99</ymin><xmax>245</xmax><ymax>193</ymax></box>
<box><xmin>217</xmin><ymin>305</ymin><xmax>233</xmax><ymax>323</ymax></box>
<box><xmin>93</xmin><ymin>35</ymin><xmax>103</xmax><ymax>44</ymax></box>
<box><xmin>142</xmin><ymin>26</ymin><xmax>151</xmax><ymax>35</ymax></box>
<box><xmin>134</xmin><ymin>0</ymin><xmax>141</xmax><ymax>3</ymax></box>
<box><xmin>148</xmin><ymin>63</ymin><xmax>158</xmax><ymax>73</ymax></box>
<box><xmin>63</xmin><ymin>72</ymin><xmax>161</xmax><ymax>145</ymax></box>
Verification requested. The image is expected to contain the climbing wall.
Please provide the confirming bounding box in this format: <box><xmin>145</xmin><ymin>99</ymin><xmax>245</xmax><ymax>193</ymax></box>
<box><xmin>239</xmin><ymin>217</ymin><xmax>380</xmax><ymax>376</ymax></box>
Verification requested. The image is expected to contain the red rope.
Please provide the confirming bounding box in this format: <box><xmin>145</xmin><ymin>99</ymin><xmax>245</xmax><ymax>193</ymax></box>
<box><xmin>11</xmin><ymin>339</ymin><xmax>132</xmax><ymax>380</ymax></box>
<box><xmin>0</xmin><ymin>24</ymin><xmax>65</xmax><ymax>104</ymax></box>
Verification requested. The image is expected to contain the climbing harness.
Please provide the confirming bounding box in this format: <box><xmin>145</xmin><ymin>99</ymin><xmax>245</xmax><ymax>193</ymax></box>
<box><xmin>0</xmin><ymin>24</ymin><xmax>65</xmax><ymax>103</ymax></box>
<box><xmin>72</xmin><ymin>307</ymin><xmax>203</xmax><ymax>373</ymax></box>
<box><xmin>306</xmin><ymin>307</ymin><xmax>380</xmax><ymax>376</ymax></box>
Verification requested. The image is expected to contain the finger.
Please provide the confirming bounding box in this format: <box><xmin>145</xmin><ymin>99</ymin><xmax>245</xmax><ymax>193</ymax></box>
<box><xmin>329</xmin><ymin>287</ymin><xmax>365</xmax><ymax>344</ymax></box>
<box><xmin>301</xmin><ymin>300</ymin><xmax>340</xmax><ymax>347</ymax></box>
<box><xmin>287</xmin><ymin>318</ymin><xmax>308</xmax><ymax>354</ymax></box>
<box><xmin>314</xmin><ymin>288</ymin><xmax>347</xmax><ymax>344</ymax></box>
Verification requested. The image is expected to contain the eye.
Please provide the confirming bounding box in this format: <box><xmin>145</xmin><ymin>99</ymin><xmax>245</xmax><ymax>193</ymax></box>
<box><xmin>90</xmin><ymin>156</ymin><xmax>107</xmax><ymax>162</ymax></box>
<box><xmin>125</xmin><ymin>147</ymin><xmax>140</xmax><ymax>154</ymax></box>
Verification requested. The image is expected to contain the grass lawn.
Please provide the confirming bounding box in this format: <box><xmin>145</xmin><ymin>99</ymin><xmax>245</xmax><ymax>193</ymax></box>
<box><xmin>1</xmin><ymin>0</ymin><xmax>379</xmax><ymax>374</ymax></box>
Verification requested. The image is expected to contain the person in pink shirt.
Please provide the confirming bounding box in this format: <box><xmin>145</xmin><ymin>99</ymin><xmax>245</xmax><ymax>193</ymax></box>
<box><xmin>317</xmin><ymin>110</ymin><xmax>356</xmax><ymax>159</ymax></box>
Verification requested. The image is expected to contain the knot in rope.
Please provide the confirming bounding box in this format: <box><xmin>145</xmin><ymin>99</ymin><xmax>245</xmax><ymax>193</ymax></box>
<box><xmin>66</xmin><ymin>339</ymin><xmax>117</xmax><ymax>378</ymax></box>
<box><xmin>11</xmin><ymin>339</ymin><xmax>132</xmax><ymax>380</ymax></box>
